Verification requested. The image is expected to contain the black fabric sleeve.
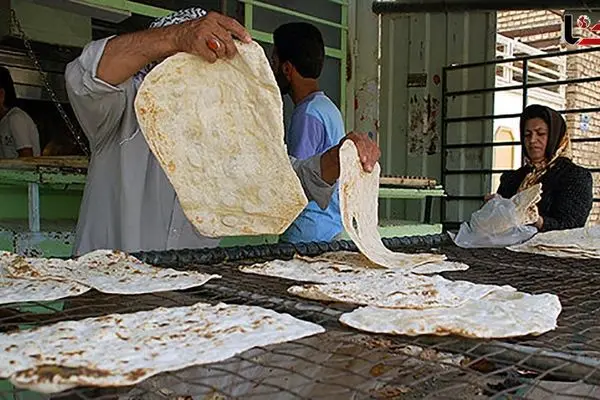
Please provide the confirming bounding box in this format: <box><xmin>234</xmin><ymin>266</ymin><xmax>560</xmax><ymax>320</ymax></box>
<box><xmin>541</xmin><ymin>167</ymin><xmax>593</xmax><ymax>231</ymax></box>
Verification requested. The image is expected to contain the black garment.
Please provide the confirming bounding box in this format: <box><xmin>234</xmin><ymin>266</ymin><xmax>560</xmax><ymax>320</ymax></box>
<box><xmin>497</xmin><ymin>157</ymin><xmax>593</xmax><ymax>232</ymax></box>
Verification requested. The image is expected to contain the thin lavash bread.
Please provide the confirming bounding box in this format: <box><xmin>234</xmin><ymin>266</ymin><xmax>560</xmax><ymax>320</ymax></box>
<box><xmin>0</xmin><ymin>302</ymin><xmax>325</xmax><ymax>394</ymax></box>
<box><xmin>338</xmin><ymin>140</ymin><xmax>452</xmax><ymax>272</ymax></box>
<box><xmin>134</xmin><ymin>40</ymin><xmax>308</xmax><ymax>237</ymax></box>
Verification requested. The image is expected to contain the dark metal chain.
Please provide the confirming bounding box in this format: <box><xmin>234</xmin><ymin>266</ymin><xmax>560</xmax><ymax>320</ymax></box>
<box><xmin>10</xmin><ymin>9</ymin><xmax>90</xmax><ymax>156</ymax></box>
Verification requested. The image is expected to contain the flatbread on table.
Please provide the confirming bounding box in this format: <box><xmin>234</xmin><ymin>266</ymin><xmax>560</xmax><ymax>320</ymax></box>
<box><xmin>338</xmin><ymin>141</ymin><xmax>447</xmax><ymax>271</ymax></box>
<box><xmin>240</xmin><ymin>254</ymin><xmax>469</xmax><ymax>286</ymax></box>
<box><xmin>339</xmin><ymin>290</ymin><xmax>561</xmax><ymax>339</ymax></box>
<box><xmin>288</xmin><ymin>272</ymin><xmax>516</xmax><ymax>309</ymax></box>
<box><xmin>296</xmin><ymin>251</ymin><xmax>469</xmax><ymax>275</ymax></box>
<box><xmin>134</xmin><ymin>41</ymin><xmax>308</xmax><ymax>237</ymax></box>
<box><xmin>5</xmin><ymin>250</ymin><xmax>220</xmax><ymax>295</ymax></box>
<box><xmin>0</xmin><ymin>302</ymin><xmax>325</xmax><ymax>393</ymax></box>
<box><xmin>0</xmin><ymin>252</ymin><xmax>90</xmax><ymax>305</ymax></box>
<box><xmin>508</xmin><ymin>226</ymin><xmax>600</xmax><ymax>259</ymax></box>
<box><xmin>239</xmin><ymin>258</ymin><xmax>375</xmax><ymax>284</ymax></box>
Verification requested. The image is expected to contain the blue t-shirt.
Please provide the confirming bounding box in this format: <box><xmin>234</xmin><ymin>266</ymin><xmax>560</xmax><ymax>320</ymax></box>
<box><xmin>280</xmin><ymin>91</ymin><xmax>345</xmax><ymax>243</ymax></box>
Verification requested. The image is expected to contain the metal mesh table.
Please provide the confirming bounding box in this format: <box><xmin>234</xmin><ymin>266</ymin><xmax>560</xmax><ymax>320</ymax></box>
<box><xmin>2</xmin><ymin>234</ymin><xmax>600</xmax><ymax>399</ymax></box>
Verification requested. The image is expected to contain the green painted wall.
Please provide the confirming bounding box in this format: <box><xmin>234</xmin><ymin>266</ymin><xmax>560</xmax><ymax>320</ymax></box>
<box><xmin>0</xmin><ymin>185</ymin><xmax>81</xmax><ymax>220</ymax></box>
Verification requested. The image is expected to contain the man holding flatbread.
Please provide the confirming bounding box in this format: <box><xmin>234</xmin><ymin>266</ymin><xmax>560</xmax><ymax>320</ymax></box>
<box><xmin>65</xmin><ymin>8</ymin><xmax>381</xmax><ymax>256</ymax></box>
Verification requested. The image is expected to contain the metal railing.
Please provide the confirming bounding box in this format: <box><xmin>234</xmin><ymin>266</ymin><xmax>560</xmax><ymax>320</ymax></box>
<box><xmin>441</xmin><ymin>43</ymin><xmax>600</xmax><ymax>229</ymax></box>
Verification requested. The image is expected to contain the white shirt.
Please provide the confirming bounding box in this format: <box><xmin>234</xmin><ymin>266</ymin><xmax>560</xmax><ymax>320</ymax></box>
<box><xmin>0</xmin><ymin>107</ymin><xmax>41</xmax><ymax>158</ymax></box>
<box><xmin>65</xmin><ymin>37</ymin><xmax>335</xmax><ymax>256</ymax></box>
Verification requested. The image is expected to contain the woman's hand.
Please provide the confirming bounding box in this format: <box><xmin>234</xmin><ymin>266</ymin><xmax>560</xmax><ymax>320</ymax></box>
<box><xmin>483</xmin><ymin>193</ymin><xmax>496</xmax><ymax>203</ymax></box>
<box><xmin>533</xmin><ymin>216</ymin><xmax>544</xmax><ymax>230</ymax></box>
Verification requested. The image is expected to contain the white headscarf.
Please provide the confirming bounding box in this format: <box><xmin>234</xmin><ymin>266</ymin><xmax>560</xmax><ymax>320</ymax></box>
<box><xmin>132</xmin><ymin>7</ymin><xmax>207</xmax><ymax>90</ymax></box>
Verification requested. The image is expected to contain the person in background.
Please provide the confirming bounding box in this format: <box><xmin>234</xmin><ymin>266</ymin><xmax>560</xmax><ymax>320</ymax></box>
<box><xmin>0</xmin><ymin>66</ymin><xmax>40</xmax><ymax>158</ymax></box>
<box><xmin>272</xmin><ymin>22</ymin><xmax>345</xmax><ymax>244</ymax></box>
<box><xmin>485</xmin><ymin>104</ymin><xmax>592</xmax><ymax>232</ymax></box>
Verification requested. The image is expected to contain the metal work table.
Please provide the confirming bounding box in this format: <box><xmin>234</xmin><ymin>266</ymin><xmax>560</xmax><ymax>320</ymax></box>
<box><xmin>0</xmin><ymin>234</ymin><xmax>598</xmax><ymax>399</ymax></box>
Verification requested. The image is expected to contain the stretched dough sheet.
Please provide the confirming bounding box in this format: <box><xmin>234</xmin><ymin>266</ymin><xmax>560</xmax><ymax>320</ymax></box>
<box><xmin>339</xmin><ymin>141</ymin><xmax>446</xmax><ymax>270</ymax></box>
<box><xmin>296</xmin><ymin>252</ymin><xmax>469</xmax><ymax>275</ymax></box>
<box><xmin>134</xmin><ymin>41</ymin><xmax>308</xmax><ymax>237</ymax></box>
<box><xmin>0</xmin><ymin>302</ymin><xmax>325</xmax><ymax>394</ymax></box>
<box><xmin>6</xmin><ymin>250</ymin><xmax>220</xmax><ymax>295</ymax></box>
<box><xmin>0</xmin><ymin>252</ymin><xmax>90</xmax><ymax>304</ymax></box>
<box><xmin>508</xmin><ymin>226</ymin><xmax>600</xmax><ymax>259</ymax></box>
<box><xmin>340</xmin><ymin>290</ymin><xmax>561</xmax><ymax>339</ymax></box>
<box><xmin>288</xmin><ymin>273</ymin><xmax>516</xmax><ymax>309</ymax></box>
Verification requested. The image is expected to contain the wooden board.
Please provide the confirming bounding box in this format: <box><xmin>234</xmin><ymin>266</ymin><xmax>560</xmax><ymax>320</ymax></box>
<box><xmin>379</xmin><ymin>175</ymin><xmax>437</xmax><ymax>188</ymax></box>
<box><xmin>0</xmin><ymin>156</ymin><xmax>89</xmax><ymax>170</ymax></box>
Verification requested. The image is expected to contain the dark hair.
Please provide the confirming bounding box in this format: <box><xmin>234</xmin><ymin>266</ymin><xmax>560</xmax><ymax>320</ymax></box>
<box><xmin>0</xmin><ymin>66</ymin><xmax>17</xmax><ymax>109</ymax></box>
<box><xmin>520</xmin><ymin>104</ymin><xmax>567</xmax><ymax>160</ymax></box>
<box><xmin>273</xmin><ymin>22</ymin><xmax>325</xmax><ymax>79</ymax></box>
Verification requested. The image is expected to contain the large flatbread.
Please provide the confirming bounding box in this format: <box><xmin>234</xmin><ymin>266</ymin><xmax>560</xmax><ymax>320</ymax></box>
<box><xmin>6</xmin><ymin>250</ymin><xmax>220</xmax><ymax>295</ymax></box>
<box><xmin>288</xmin><ymin>273</ymin><xmax>515</xmax><ymax>309</ymax></box>
<box><xmin>296</xmin><ymin>251</ymin><xmax>469</xmax><ymax>275</ymax></box>
<box><xmin>339</xmin><ymin>290</ymin><xmax>561</xmax><ymax>338</ymax></box>
<box><xmin>339</xmin><ymin>140</ymin><xmax>446</xmax><ymax>270</ymax></box>
<box><xmin>508</xmin><ymin>226</ymin><xmax>600</xmax><ymax>259</ymax></box>
<box><xmin>0</xmin><ymin>302</ymin><xmax>324</xmax><ymax>393</ymax></box>
<box><xmin>0</xmin><ymin>252</ymin><xmax>90</xmax><ymax>304</ymax></box>
<box><xmin>134</xmin><ymin>41</ymin><xmax>308</xmax><ymax>237</ymax></box>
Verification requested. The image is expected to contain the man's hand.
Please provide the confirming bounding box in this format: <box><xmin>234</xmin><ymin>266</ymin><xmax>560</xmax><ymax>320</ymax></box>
<box><xmin>98</xmin><ymin>11</ymin><xmax>252</xmax><ymax>85</ymax></box>
<box><xmin>173</xmin><ymin>12</ymin><xmax>252</xmax><ymax>63</ymax></box>
<box><xmin>343</xmin><ymin>132</ymin><xmax>381</xmax><ymax>173</ymax></box>
<box><xmin>320</xmin><ymin>132</ymin><xmax>381</xmax><ymax>184</ymax></box>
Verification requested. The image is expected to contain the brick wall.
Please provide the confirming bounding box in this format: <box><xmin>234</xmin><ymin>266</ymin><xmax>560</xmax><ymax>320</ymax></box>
<box><xmin>497</xmin><ymin>11</ymin><xmax>600</xmax><ymax>224</ymax></box>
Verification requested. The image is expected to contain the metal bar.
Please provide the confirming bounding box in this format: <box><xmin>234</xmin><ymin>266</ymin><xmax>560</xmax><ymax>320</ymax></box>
<box><xmin>447</xmin><ymin>75</ymin><xmax>600</xmax><ymax>97</ymax></box>
<box><xmin>340</xmin><ymin>2</ymin><xmax>348</xmax><ymax>120</ymax></box>
<box><xmin>28</xmin><ymin>182</ymin><xmax>40</xmax><ymax>233</ymax></box>
<box><xmin>424</xmin><ymin>196</ymin><xmax>432</xmax><ymax>224</ymax></box>
<box><xmin>239</xmin><ymin>0</ymin><xmax>348</xmax><ymax>30</ymax></box>
<box><xmin>444</xmin><ymin>46</ymin><xmax>598</xmax><ymax>71</ymax></box>
<box><xmin>445</xmin><ymin>195</ymin><xmax>600</xmax><ymax>203</ymax></box>
<box><xmin>249</xmin><ymin>29</ymin><xmax>344</xmax><ymax>59</ymax></box>
<box><xmin>522</xmin><ymin>59</ymin><xmax>529</xmax><ymax>111</ymax></box>
<box><xmin>444</xmin><ymin>169</ymin><xmax>515</xmax><ymax>175</ymax></box>
<box><xmin>446</xmin><ymin>167</ymin><xmax>600</xmax><ymax>174</ymax></box>
<box><xmin>445</xmin><ymin>137</ymin><xmax>600</xmax><ymax>150</ymax></box>
<box><xmin>521</xmin><ymin>59</ymin><xmax>529</xmax><ymax>166</ymax></box>
<box><xmin>244</xmin><ymin>1</ymin><xmax>253</xmax><ymax>32</ymax></box>
<box><xmin>440</xmin><ymin>67</ymin><xmax>448</xmax><ymax>226</ymax></box>
<box><xmin>123</xmin><ymin>1</ymin><xmax>170</xmax><ymax>17</ymax></box>
<box><xmin>445</xmin><ymin>106</ymin><xmax>600</xmax><ymax>124</ymax></box>
<box><xmin>445</xmin><ymin>141</ymin><xmax>521</xmax><ymax>149</ymax></box>
<box><xmin>372</xmin><ymin>0</ymin><xmax>600</xmax><ymax>14</ymax></box>
<box><xmin>81</xmin><ymin>0</ymin><xmax>171</xmax><ymax>17</ymax></box>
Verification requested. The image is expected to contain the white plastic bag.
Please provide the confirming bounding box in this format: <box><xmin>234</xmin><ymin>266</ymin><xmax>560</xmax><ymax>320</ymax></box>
<box><xmin>450</xmin><ymin>195</ymin><xmax>538</xmax><ymax>249</ymax></box>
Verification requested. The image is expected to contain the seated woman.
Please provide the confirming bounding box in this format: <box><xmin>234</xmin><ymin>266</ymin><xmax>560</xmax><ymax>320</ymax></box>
<box><xmin>488</xmin><ymin>104</ymin><xmax>593</xmax><ymax>232</ymax></box>
<box><xmin>0</xmin><ymin>66</ymin><xmax>40</xmax><ymax>158</ymax></box>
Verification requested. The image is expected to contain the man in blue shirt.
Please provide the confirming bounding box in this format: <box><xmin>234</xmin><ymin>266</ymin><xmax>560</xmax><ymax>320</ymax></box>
<box><xmin>271</xmin><ymin>22</ymin><xmax>345</xmax><ymax>243</ymax></box>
